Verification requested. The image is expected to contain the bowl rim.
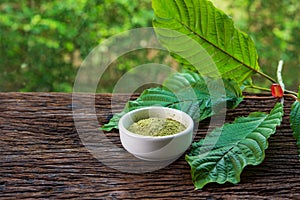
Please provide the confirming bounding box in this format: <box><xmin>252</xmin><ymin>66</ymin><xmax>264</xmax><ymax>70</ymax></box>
<box><xmin>118</xmin><ymin>106</ymin><xmax>194</xmax><ymax>139</ymax></box>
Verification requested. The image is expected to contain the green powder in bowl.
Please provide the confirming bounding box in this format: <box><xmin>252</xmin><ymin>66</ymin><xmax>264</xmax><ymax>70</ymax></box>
<box><xmin>127</xmin><ymin>117</ymin><xmax>186</xmax><ymax>137</ymax></box>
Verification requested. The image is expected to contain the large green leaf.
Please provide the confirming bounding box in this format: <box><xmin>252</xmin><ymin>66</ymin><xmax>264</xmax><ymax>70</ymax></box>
<box><xmin>186</xmin><ymin>103</ymin><xmax>283</xmax><ymax>189</ymax></box>
<box><xmin>163</xmin><ymin>71</ymin><xmax>243</xmax><ymax>120</ymax></box>
<box><xmin>101</xmin><ymin>88</ymin><xmax>180</xmax><ymax>131</ymax></box>
<box><xmin>290</xmin><ymin>88</ymin><xmax>300</xmax><ymax>159</ymax></box>
<box><xmin>101</xmin><ymin>71</ymin><xmax>243</xmax><ymax>131</ymax></box>
<box><xmin>152</xmin><ymin>0</ymin><xmax>261</xmax><ymax>85</ymax></box>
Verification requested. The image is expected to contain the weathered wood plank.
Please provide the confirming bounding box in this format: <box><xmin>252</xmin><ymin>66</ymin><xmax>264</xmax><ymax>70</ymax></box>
<box><xmin>0</xmin><ymin>92</ymin><xmax>300</xmax><ymax>199</ymax></box>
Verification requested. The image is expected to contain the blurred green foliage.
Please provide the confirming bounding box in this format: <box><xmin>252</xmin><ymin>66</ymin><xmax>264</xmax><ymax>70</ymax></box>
<box><xmin>1</xmin><ymin>0</ymin><xmax>299</xmax><ymax>92</ymax></box>
<box><xmin>212</xmin><ymin>0</ymin><xmax>300</xmax><ymax>91</ymax></box>
<box><xmin>0</xmin><ymin>0</ymin><xmax>153</xmax><ymax>92</ymax></box>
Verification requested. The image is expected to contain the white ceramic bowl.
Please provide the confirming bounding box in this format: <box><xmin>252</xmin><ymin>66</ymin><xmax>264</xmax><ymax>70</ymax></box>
<box><xmin>118</xmin><ymin>107</ymin><xmax>194</xmax><ymax>161</ymax></box>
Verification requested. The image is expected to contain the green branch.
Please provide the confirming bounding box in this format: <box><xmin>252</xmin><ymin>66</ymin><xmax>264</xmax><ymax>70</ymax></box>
<box><xmin>256</xmin><ymin>71</ymin><xmax>277</xmax><ymax>83</ymax></box>
<box><xmin>249</xmin><ymin>85</ymin><xmax>271</xmax><ymax>92</ymax></box>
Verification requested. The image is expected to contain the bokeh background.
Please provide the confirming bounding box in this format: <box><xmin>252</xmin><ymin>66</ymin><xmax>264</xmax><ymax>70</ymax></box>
<box><xmin>1</xmin><ymin>0</ymin><xmax>299</xmax><ymax>92</ymax></box>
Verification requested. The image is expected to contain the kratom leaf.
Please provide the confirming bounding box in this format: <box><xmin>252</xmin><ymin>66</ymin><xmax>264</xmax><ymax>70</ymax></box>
<box><xmin>290</xmin><ymin>89</ymin><xmax>300</xmax><ymax>159</ymax></box>
<box><xmin>186</xmin><ymin>103</ymin><xmax>283</xmax><ymax>189</ymax></box>
<box><xmin>101</xmin><ymin>88</ymin><xmax>179</xmax><ymax>131</ymax></box>
<box><xmin>152</xmin><ymin>0</ymin><xmax>261</xmax><ymax>85</ymax></box>
<box><xmin>101</xmin><ymin>71</ymin><xmax>243</xmax><ymax>131</ymax></box>
<box><xmin>101</xmin><ymin>111</ymin><xmax>127</xmax><ymax>132</ymax></box>
<box><xmin>163</xmin><ymin>71</ymin><xmax>243</xmax><ymax>120</ymax></box>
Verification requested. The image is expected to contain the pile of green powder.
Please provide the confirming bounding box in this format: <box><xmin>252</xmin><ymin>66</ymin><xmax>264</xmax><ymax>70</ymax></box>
<box><xmin>127</xmin><ymin>117</ymin><xmax>186</xmax><ymax>137</ymax></box>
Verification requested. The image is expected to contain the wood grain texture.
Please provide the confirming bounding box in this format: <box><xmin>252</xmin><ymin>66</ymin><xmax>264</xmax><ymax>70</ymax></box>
<box><xmin>0</xmin><ymin>92</ymin><xmax>300</xmax><ymax>199</ymax></box>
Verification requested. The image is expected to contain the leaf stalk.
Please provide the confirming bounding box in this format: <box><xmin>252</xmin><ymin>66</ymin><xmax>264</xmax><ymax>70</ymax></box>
<box><xmin>256</xmin><ymin>71</ymin><xmax>277</xmax><ymax>83</ymax></box>
<box><xmin>249</xmin><ymin>85</ymin><xmax>271</xmax><ymax>92</ymax></box>
<box><xmin>248</xmin><ymin>85</ymin><xmax>299</xmax><ymax>101</ymax></box>
<box><xmin>284</xmin><ymin>94</ymin><xmax>300</xmax><ymax>102</ymax></box>
<box><xmin>285</xmin><ymin>90</ymin><xmax>298</xmax><ymax>97</ymax></box>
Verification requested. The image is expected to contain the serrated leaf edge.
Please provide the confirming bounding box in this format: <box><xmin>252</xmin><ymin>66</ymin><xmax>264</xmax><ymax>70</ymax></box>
<box><xmin>186</xmin><ymin>103</ymin><xmax>283</xmax><ymax>189</ymax></box>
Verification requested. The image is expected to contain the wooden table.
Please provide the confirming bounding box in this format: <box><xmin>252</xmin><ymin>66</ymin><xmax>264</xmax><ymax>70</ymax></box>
<box><xmin>1</xmin><ymin>93</ymin><xmax>300</xmax><ymax>199</ymax></box>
